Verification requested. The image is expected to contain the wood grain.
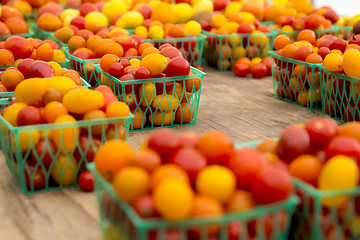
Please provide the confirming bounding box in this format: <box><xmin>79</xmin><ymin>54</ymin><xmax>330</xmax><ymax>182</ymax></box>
<box><xmin>0</xmin><ymin>66</ymin><xmax>323</xmax><ymax>240</ymax></box>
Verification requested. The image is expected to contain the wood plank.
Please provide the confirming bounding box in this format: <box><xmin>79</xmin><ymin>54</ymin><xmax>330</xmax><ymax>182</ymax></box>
<box><xmin>0</xmin><ymin>66</ymin><xmax>323</xmax><ymax>240</ymax></box>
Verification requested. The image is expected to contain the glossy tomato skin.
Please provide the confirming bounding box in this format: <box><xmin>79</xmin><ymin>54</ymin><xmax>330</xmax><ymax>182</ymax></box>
<box><xmin>251</xmin><ymin>166</ymin><xmax>292</xmax><ymax>204</ymax></box>
<box><xmin>305</xmin><ymin>118</ymin><xmax>338</xmax><ymax>150</ymax></box>
<box><xmin>277</xmin><ymin>126</ymin><xmax>310</xmax><ymax>162</ymax></box>
<box><xmin>17</xmin><ymin>58</ymin><xmax>35</xmax><ymax>78</ymax></box>
<box><xmin>29</xmin><ymin>60</ymin><xmax>55</xmax><ymax>78</ymax></box>
<box><xmin>5</xmin><ymin>36</ymin><xmax>33</xmax><ymax>59</ymax></box>
<box><xmin>325</xmin><ymin>136</ymin><xmax>360</xmax><ymax>163</ymax></box>
<box><xmin>108</xmin><ymin>62</ymin><xmax>124</xmax><ymax>78</ymax></box>
<box><xmin>147</xmin><ymin>129</ymin><xmax>180</xmax><ymax>163</ymax></box>
<box><xmin>135</xmin><ymin>67</ymin><xmax>152</xmax><ymax>79</ymax></box>
<box><xmin>226</xmin><ymin>148</ymin><xmax>268</xmax><ymax>189</ymax></box>
<box><xmin>78</xmin><ymin>135</ymin><xmax>101</xmax><ymax>161</ymax></box>
<box><xmin>132</xmin><ymin>194</ymin><xmax>159</xmax><ymax>218</ymax></box>
<box><xmin>250</xmin><ymin>63</ymin><xmax>267</xmax><ymax>78</ymax></box>
<box><xmin>233</xmin><ymin>63</ymin><xmax>250</xmax><ymax>77</ymax></box>
<box><xmin>170</xmin><ymin>147</ymin><xmax>207</xmax><ymax>184</ymax></box>
<box><xmin>25</xmin><ymin>165</ymin><xmax>46</xmax><ymax>191</ymax></box>
<box><xmin>178</xmin><ymin>132</ymin><xmax>200</xmax><ymax>148</ymax></box>
<box><xmin>77</xmin><ymin>170</ymin><xmax>94</xmax><ymax>192</ymax></box>
<box><xmin>165</xmin><ymin>57</ymin><xmax>190</xmax><ymax>77</ymax></box>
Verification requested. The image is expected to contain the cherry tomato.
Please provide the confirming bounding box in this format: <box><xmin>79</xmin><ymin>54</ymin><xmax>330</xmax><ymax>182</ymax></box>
<box><xmin>108</xmin><ymin>62</ymin><xmax>124</xmax><ymax>78</ymax></box>
<box><xmin>250</xmin><ymin>63</ymin><xmax>267</xmax><ymax>78</ymax></box>
<box><xmin>165</xmin><ymin>57</ymin><xmax>190</xmax><ymax>77</ymax></box>
<box><xmin>135</xmin><ymin>67</ymin><xmax>152</xmax><ymax>79</ymax></box>
<box><xmin>305</xmin><ymin>118</ymin><xmax>338</xmax><ymax>150</ymax></box>
<box><xmin>325</xmin><ymin>136</ymin><xmax>360</xmax><ymax>164</ymax></box>
<box><xmin>251</xmin><ymin>166</ymin><xmax>292</xmax><ymax>204</ymax></box>
<box><xmin>233</xmin><ymin>63</ymin><xmax>250</xmax><ymax>77</ymax></box>
<box><xmin>77</xmin><ymin>170</ymin><xmax>94</xmax><ymax>192</ymax></box>
<box><xmin>132</xmin><ymin>194</ymin><xmax>159</xmax><ymax>218</ymax></box>
<box><xmin>25</xmin><ymin>165</ymin><xmax>45</xmax><ymax>191</ymax></box>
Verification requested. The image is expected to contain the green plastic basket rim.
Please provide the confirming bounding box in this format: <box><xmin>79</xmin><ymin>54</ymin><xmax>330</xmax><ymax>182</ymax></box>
<box><xmin>269</xmin><ymin>51</ymin><xmax>322</xmax><ymax>68</ymax></box>
<box><xmin>95</xmin><ymin>64</ymin><xmax>206</xmax><ymax>85</ymax></box>
<box><xmin>0</xmin><ymin>30</ymin><xmax>34</xmax><ymax>40</ymax></box>
<box><xmin>320</xmin><ymin>65</ymin><xmax>360</xmax><ymax>83</ymax></box>
<box><xmin>270</xmin><ymin>27</ymin><xmax>336</xmax><ymax>35</ymax></box>
<box><xmin>0</xmin><ymin>112</ymin><xmax>134</xmax><ymax>132</ymax></box>
<box><xmin>333</xmin><ymin>25</ymin><xmax>352</xmax><ymax>31</ymax></box>
<box><xmin>143</xmin><ymin>34</ymin><xmax>207</xmax><ymax>43</ymax></box>
<box><xmin>87</xmin><ymin>162</ymin><xmax>299</xmax><ymax>228</ymax></box>
<box><xmin>201</xmin><ymin>30</ymin><xmax>271</xmax><ymax>38</ymax></box>
<box><xmin>236</xmin><ymin>140</ymin><xmax>360</xmax><ymax>199</ymax></box>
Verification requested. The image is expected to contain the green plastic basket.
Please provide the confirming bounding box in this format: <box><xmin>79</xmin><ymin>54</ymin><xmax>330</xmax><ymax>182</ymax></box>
<box><xmin>31</xmin><ymin>24</ymin><xmax>54</xmax><ymax>40</ymax></box>
<box><xmin>88</xmin><ymin>162</ymin><xmax>298</xmax><ymax>240</ymax></box>
<box><xmin>269</xmin><ymin>51</ymin><xmax>322</xmax><ymax>110</ymax></box>
<box><xmin>0</xmin><ymin>30</ymin><xmax>34</xmax><ymax>41</ymax></box>
<box><xmin>94</xmin><ymin>64</ymin><xmax>205</xmax><ymax>131</ymax></box>
<box><xmin>143</xmin><ymin>34</ymin><xmax>206</xmax><ymax>67</ymax></box>
<box><xmin>24</xmin><ymin>12</ymin><xmax>36</xmax><ymax>24</ymax></box>
<box><xmin>202</xmin><ymin>30</ymin><xmax>272</xmax><ymax>71</ymax></box>
<box><xmin>64</xmin><ymin>47</ymin><xmax>102</xmax><ymax>86</ymax></box>
<box><xmin>0</xmin><ymin>105</ymin><xmax>134</xmax><ymax>194</ymax></box>
<box><xmin>333</xmin><ymin>25</ymin><xmax>353</xmax><ymax>40</ymax></box>
<box><xmin>320</xmin><ymin>66</ymin><xmax>360</xmax><ymax>122</ymax></box>
<box><xmin>270</xmin><ymin>28</ymin><xmax>337</xmax><ymax>44</ymax></box>
<box><xmin>237</xmin><ymin>140</ymin><xmax>360</xmax><ymax>240</ymax></box>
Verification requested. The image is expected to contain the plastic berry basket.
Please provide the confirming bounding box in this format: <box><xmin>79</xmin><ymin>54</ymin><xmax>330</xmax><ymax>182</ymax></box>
<box><xmin>94</xmin><ymin>64</ymin><xmax>205</xmax><ymax>131</ymax></box>
<box><xmin>202</xmin><ymin>30</ymin><xmax>272</xmax><ymax>71</ymax></box>
<box><xmin>269</xmin><ymin>28</ymin><xmax>337</xmax><ymax>44</ymax></box>
<box><xmin>0</xmin><ymin>106</ymin><xmax>134</xmax><ymax>194</ymax></box>
<box><xmin>333</xmin><ymin>25</ymin><xmax>353</xmax><ymax>41</ymax></box>
<box><xmin>88</xmin><ymin>162</ymin><xmax>298</xmax><ymax>240</ymax></box>
<box><xmin>320</xmin><ymin>65</ymin><xmax>360</xmax><ymax>122</ymax></box>
<box><xmin>0</xmin><ymin>30</ymin><xmax>34</xmax><ymax>41</ymax></box>
<box><xmin>269</xmin><ymin>51</ymin><xmax>322</xmax><ymax>110</ymax></box>
<box><xmin>236</xmin><ymin>140</ymin><xmax>360</xmax><ymax>240</ymax></box>
<box><xmin>143</xmin><ymin>34</ymin><xmax>206</xmax><ymax>67</ymax></box>
<box><xmin>31</xmin><ymin>24</ymin><xmax>54</xmax><ymax>40</ymax></box>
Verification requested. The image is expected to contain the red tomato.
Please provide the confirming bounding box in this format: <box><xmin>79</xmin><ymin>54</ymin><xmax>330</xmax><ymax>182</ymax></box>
<box><xmin>147</xmin><ymin>129</ymin><xmax>180</xmax><ymax>163</ymax></box>
<box><xmin>132</xmin><ymin>194</ymin><xmax>159</xmax><ymax>218</ymax></box>
<box><xmin>25</xmin><ymin>165</ymin><xmax>45</xmax><ymax>191</ymax></box>
<box><xmin>226</xmin><ymin>148</ymin><xmax>268</xmax><ymax>189</ymax></box>
<box><xmin>17</xmin><ymin>58</ymin><xmax>35</xmax><ymax>78</ymax></box>
<box><xmin>305</xmin><ymin>118</ymin><xmax>338</xmax><ymax>150</ymax></box>
<box><xmin>178</xmin><ymin>132</ymin><xmax>200</xmax><ymax>148</ymax></box>
<box><xmin>248</xmin><ymin>212</ymin><xmax>287</xmax><ymax>238</ymax></box>
<box><xmin>261</xmin><ymin>56</ymin><xmax>272</xmax><ymax>76</ymax></box>
<box><xmin>233</xmin><ymin>63</ymin><xmax>249</xmax><ymax>77</ymax></box>
<box><xmin>250</xmin><ymin>63</ymin><xmax>267</xmax><ymax>78</ymax></box>
<box><xmin>227</xmin><ymin>221</ymin><xmax>245</xmax><ymax>240</ymax></box>
<box><xmin>120</xmin><ymin>58</ymin><xmax>131</xmax><ymax>68</ymax></box>
<box><xmin>109</xmin><ymin>62</ymin><xmax>124</xmax><ymax>78</ymax></box>
<box><xmin>251</xmin><ymin>166</ymin><xmax>292</xmax><ymax>204</ymax></box>
<box><xmin>325</xmin><ymin>136</ymin><xmax>360</xmax><ymax>163</ymax></box>
<box><xmin>277</xmin><ymin>125</ymin><xmax>310</xmax><ymax>162</ymax></box>
<box><xmin>78</xmin><ymin>135</ymin><xmax>101</xmax><ymax>161</ymax></box>
<box><xmin>148</xmin><ymin>229</ymin><xmax>181</xmax><ymax>240</ymax></box>
<box><xmin>77</xmin><ymin>170</ymin><xmax>94</xmax><ymax>192</ymax></box>
<box><xmin>33</xmin><ymin>140</ymin><xmax>56</xmax><ymax>167</ymax></box>
<box><xmin>165</xmin><ymin>57</ymin><xmax>190</xmax><ymax>77</ymax></box>
<box><xmin>160</xmin><ymin>47</ymin><xmax>183</xmax><ymax>59</ymax></box>
<box><xmin>135</xmin><ymin>67</ymin><xmax>152</xmax><ymax>79</ymax></box>
<box><xmin>4</xmin><ymin>36</ymin><xmax>33</xmax><ymax>59</ymax></box>
<box><xmin>170</xmin><ymin>147</ymin><xmax>207</xmax><ymax>184</ymax></box>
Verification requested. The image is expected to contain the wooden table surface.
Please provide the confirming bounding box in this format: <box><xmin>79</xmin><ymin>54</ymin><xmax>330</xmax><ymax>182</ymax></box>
<box><xmin>0</xmin><ymin>66</ymin><xmax>324</xmax><ymax>240</ymax></box>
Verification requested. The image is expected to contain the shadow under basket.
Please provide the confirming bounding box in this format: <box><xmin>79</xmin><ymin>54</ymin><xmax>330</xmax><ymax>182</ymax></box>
<box><xmin>88</xmin><ymin>162</ymin><xmax>298</xmax><ymax>240</ymax></box>
<box><xmin>270</xmin><ymin>51</ymin><xmax>322</xmax><ymax>110</ymax></box>
<box><xmin>94</xmin><ymin>64</ymin><xmax>206</xmax><ymax>131</ymax></box>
